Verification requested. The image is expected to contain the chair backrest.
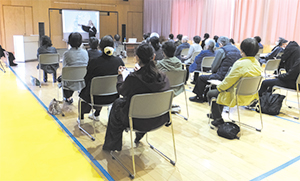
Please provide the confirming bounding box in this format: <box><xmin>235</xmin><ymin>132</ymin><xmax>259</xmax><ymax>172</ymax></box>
<box><xmin>190</xmin><ymin>50</ymin><xmax>201</xmax><ymax>63</ymax></box>
<box><xmin>164</xmin><ymin>70</ymin><xmax>186</xmax><ymax>89</ymax></box>
<box><xmin>201</xmin><ymin>57</ymin><xmax>215</xmax><ymax>69</ymax></box>
<box><xmin>264</xmin><ymin>59</ymin><xmax>281</xmax><ymax>76</ymax></box>
<box><xmin>39</xmin><ymin>53</ymin><xmax>60</xmax><ymax>65</ymax></box>
<box><xmin>90</xmin><ymin>75</ymin><xmax>118</xmax><ymax>97</ymax></box>
<box><xmin>181</xmin><ymin>48</ymin><xmax>189</xmax><ymax>56</ymax></box>
<box><xmin>296</xmin><ymin>74</ymin><xmax>300</xmax><ymax>85</ymax></box>
<box><xmin>236</xmin><ymin>76</ymin><xmax>263</xmax><ymax>96</ymax></box>
<box><xmin>62</xmin><ymin>66</ymin><xmax>87</xmax><ymax>82</ymax></box>
<box><xmin>129</xmin><ymin>90</ymin><xmax>174</xmax><ymax>119</ymax></box>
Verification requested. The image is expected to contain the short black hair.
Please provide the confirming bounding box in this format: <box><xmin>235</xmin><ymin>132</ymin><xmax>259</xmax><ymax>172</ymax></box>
<box><xmin>114</xmin><ymin>34</ymin><xmax>120</xmax><ymax>41</ymax></box>
<box><xmin>230</xmin><ymin>38</ymin><xmax>235</xmax><ymax>45</ymax></box>
<box><xmin>99</xmin><ymin>35</ymin><xmax>114</xmax><ymax>51</ymax></box>
<box><xmin>162</xmin><ymin>41</ymin><xmax>176</xmax><ymax>57</ymax></box>
<box><xmin>213</xmin><ymin>35</ymin><xmax>219</xmax><ymax>42</ymax></box>
<box><xmin>204</xmin><ymin>33</ymin><xmax>210</xmax><ymax>39</ymax></box>
<box><xmin>254</xmin><ymin>36</ymin><xmax>261</xmax><ymax>43</ymax></box>
<box><xmin>177</xmin><ymin>34</ymin><xmax>183</xmax><ymax>40</ymax></box>
<box><xmin>41</xmin><ymin>36</ymin><xmax>52</xmax><ymax>47</ymax></box>
<box><xmin>193</xmin><ymin>36</ymin><xmax>201</xmax><ymax>44</ymax></box>
<box><xmin>89</xmin><ymin>37</ymin><xmax>99</xmax><ymax>49</ymax></box>
<box><xmin>240</xmin><ymin>38</ymin><xmax>259</xmax><ymax>56</ymax></box>
<box><xmin>68</xmin><ymin>32</ymin><xmax>82</xmax><ymax>49</ymax></box>
<box><xmin>169</xmin><ymin>34</ymin><xmax>174</xmax><ymax>39</ymax></box>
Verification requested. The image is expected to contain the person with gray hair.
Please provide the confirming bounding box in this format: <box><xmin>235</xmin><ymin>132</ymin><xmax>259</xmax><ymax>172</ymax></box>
<box><xmin>190</xmin><ymin>36</ymin><xmax>241</xmax><ymax>103</ymax></box>
<box><xmin>174</xmin><ymin>36</ymin><xmax>190</xmax><ymax>61</ymax></box>
<box><xmin>182</xmin><ymin>35</ymin><xmax>202</xmax><ymax>64</ymax></box>
<box><xmin>189</xmin><ymin>38</ymin><xmax>216</xmax><ymax>83</ymax></box>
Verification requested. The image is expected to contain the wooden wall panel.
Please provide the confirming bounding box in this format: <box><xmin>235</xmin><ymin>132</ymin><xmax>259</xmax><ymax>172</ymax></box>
<box><xmin>127</xmin><ymin>12</ymin><xmax>143</xmax><ymax>42</ymax></box>
<box><xmin>49</xmin><ymin>9</ymin><xmax>66</xmax><ymax>49</ymax></box>
<box><xmin>3</xmin><ymin>6</ymin><xmax>26</xmax><ymax>52</ymax></box>
<box><xmin>24</xmin><ymin>7</ymin><xmax>33</xmax><ymax>35</ymax></box>
<box><xmin>100</xmin><ymin>12</ymin><xmax>118</xmax><ymax>38</ymax></box>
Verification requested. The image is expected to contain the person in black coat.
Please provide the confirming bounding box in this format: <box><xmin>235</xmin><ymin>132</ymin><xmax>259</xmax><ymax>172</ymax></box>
<box><xmin>87</xmin><ymin>37</ymin><xmax>102</xmax><ymax>61</ymax></box>
<box><xmin>259</xmin><ymin>41</ymin><xmax>300</xmax><ymax>96</ymax></box>
<box><xmin>102</xmin><ymin>43</ymin><xmax>170</xmax><ymax>151</ymax></box>
<box><xmin>78</xmin><ymin>20</ymin><xmax>97</xmax><ymax>38</ymax></box>
<box><xmin>0</xmin><ymin>45</ymin><xmax>17</xmax><ymax>66</ymax></box>
<box><xmin>79</xmin><ymin>35</ymin><xmax>124</xmax><ymax>120</ymax></box>
<box><xmin>259</xmin><ymin>37</ymin><xmax>288</xmax><ymax>64</ymax></box>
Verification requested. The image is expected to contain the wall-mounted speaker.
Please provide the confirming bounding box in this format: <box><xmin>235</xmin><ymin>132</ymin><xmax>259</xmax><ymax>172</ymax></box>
<box><xmin>122</xmin><ymin>24</ymin><xmax>126</xmax><ymax>42</ymax></box>
<box><xmin>123</xmin><ymin>0</ymin><xmax>128</xmax><ymax>1</ymax></box>
<box><xmin>38</xmin><ymin>22</ymin><xmax>45</xmax><ymax>43</ymax></box>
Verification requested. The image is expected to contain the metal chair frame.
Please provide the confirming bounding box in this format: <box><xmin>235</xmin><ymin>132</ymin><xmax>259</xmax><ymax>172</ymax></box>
<box><xmin>194</xmin><ymin>56</ymin><xmax>215</xmax><ymax>75</ymax></box>
<box><xmin>272</xmin><ymin>74</ymin><xmax>300</xmax><ymax>120</ymax></box>
<box><xmin>110</xmin><ymin>90</ymin><xmax>176</xmax><ymax>179</ymax></box>
<box><xmin>77</xmin><ymin>75</ymin><xmax>118</xmax><ymax>141</ymax></box>
<box><xmin>263</xmin><ymin>59</ymin><xmax>281</xmax><ymax>78</ymax></box>
<box><xmin>208</xmin><ymin>76</ymin><xmax>263</xmax><ymax>132</ymax></box>
<box><xmin>165</xmin><ymin>70</ymin><xmax>189</xmax><ymax>120</ymax></box>
<box><xmin>38</xmin><ymin>53</ymin><xmax>60</xmax><ymax>88</ymax></box>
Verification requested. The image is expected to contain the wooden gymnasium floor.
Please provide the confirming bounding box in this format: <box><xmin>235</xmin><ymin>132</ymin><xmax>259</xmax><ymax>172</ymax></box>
<box><xmin>0</xmin><ymin>55</ymin><xmax>300</xmax><ymax>181</ymax></box>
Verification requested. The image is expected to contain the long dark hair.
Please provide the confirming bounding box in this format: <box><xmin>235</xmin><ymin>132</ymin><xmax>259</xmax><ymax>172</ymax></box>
<box><xmin>150</xmin><ymin>36</ymin><xmax>161</xmax><ymax>51</ymax></box>
<box><xmin>136</xmin><ymin>43</ymin><xmax>161</xmax><ymax>82</ymax></box>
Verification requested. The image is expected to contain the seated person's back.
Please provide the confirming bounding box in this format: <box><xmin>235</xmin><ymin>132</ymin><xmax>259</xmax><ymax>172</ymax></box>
<box><xmin>87</xmin><ymin>37</ymin><xmax>102</xmax><ymax>60</ymax></box>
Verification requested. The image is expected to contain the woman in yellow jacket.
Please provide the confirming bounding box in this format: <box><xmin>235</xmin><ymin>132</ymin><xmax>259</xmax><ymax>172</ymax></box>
<box><xmin>207</xmin><ymin>38</ymin><xmax>261</xmax><ymax>127</ymax></box>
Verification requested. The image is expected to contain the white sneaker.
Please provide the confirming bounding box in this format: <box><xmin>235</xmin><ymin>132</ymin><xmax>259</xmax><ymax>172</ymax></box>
<box><xmin>88</xmin><ymin>113</ymin><xmax>99</xmax><ymax>121</ymax></box>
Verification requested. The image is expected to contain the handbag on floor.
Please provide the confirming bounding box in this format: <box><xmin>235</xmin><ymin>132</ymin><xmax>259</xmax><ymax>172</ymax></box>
<box><xmin>48</xmin><ymin>98</ymin><xmax>64</xmax><ymax>116</ymax></box>
<box><xmin>256</xmin><ymin>92</ymin><xmax>285</xmax><ymax>115</ymax></box>
<box><xmin>217</xmin><ymin>122</ymin><xmax>240</xmax><ymax>140</ymax></box>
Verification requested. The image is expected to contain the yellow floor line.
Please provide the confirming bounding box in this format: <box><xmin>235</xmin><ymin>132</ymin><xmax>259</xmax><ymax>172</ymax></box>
<box><xmin>0</xmin><ymin>69</ymin><xmax>103</xmax><ymax>181</ymax></box>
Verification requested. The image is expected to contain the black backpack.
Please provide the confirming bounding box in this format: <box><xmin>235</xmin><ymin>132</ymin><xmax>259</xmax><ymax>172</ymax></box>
<box><xmin>257</xmin><ymin>92</ymin><xmax>286</xmax><ymax>115</ymax></box>
<box><xmin>217</xmin><ymin>122</ymin><xmax>240</xmax><ymax>140</ymax></box>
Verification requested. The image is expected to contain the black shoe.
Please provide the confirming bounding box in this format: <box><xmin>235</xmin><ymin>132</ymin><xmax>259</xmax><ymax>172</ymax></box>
<box><xmin>65</xmin><ymin>98</ymin><xmax>73</xmax><ymax>104</ymax></box>
<box><xmin>189</xmin><ymin>96</ymin><xmax>204</xmax><ymax>103</ymax></box>
<box><xmin>190</xmin><ymin>81</ymin><xmax>196</xmax><ymax>85</ymax></box>
<box><xmin>248</xmin><ymin>99</ymin><xmax>258</xmax><ymax>108</ymax></box>
<box><xmin>211</xmin><ymin>118</ymin><xmax>225</xmax><ymax>127</ymax></box>
<box><xmin>10</xmin><ymin>62</ymin><xmax>18</xmax><ymax>66</ymax></box>
<box><xmin>44</xmin><ymin>79</ymin><xmax>48</xmax><ymax>83</ymax></box>
<box><xmin>207</xmin><ymin>113</ymin><xmax>213</xmax><ymax>119</ymax></box>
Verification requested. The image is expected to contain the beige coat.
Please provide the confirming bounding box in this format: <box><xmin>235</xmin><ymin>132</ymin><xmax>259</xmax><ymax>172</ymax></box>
<box><xmin>216</xmin><ymin>57</ymin><xmax>261</xmax><ymax>107</ymax></box>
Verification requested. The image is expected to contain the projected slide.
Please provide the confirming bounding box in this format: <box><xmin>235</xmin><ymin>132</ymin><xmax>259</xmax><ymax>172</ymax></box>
<box><xmin>62</xmin><ymin>9</ymin><xmax>99</xmax><ymax>40</ymax></box>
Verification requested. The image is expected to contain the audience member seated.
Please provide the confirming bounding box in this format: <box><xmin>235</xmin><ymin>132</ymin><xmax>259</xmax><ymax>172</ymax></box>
<box><xmin>201</xmin><ymin>33</ymin><xmax>210</xmax><ymax>49</ymax></box>
<box><xmin>157</xmin><ymin>41</ymin><xmax>183</xmax><ymax>96</ymax></box>
<box><xmin>254</xmin><ymin>36</ymin><xmax>263</xmax><ymax>50</ymax></box>
<box><xmin>182</xmin><ymin>35</ymin><xmax>202</xmax><ymax>64</ymax></box>
<box><xmin>189</xmin><ymin>36</ymin><xmax>241</xmax><ymax>103</ymax></box>
<box><xmin>113</xmin><ymin>34</ymin><xmax>122</xmax><ymax>49</ymax></box>
<box><xmin>189</xmin><ymin>38</ymin><xmax>216</xmax><ymax>83</ymax></box>
<box><xmin>150</xmin><ymin>36</ymin><xmax>164</xmax><ymax>62</ymax></box>
<box><xmin>259</xmin><ymin>42</ymin><xmax>300</xmax><ymax>96</ymax></box>
<box><xmin>174</xmin><ymin>34</ymin><xmax>183</xmax><ymax>47</ymax></box>
<box><xmin>0</xmin><ymin>45</ymin><xmax>17</xmax><ymax>66</ymax></box>
<box><xmin>214</xmin><ymin>35</ymin><xmax>219</xmax><ymax>48</ymax></box>
<box><xmin>168</xmin><ymin>34</ymin><xmax>175</xmax><ymax>42</ymax></box>
<box><xmin>278</xmin><ymin>41</ymin><xmax>300</xmax><ymax>70</ymax></box>
<box><xmin>207</xmin><ymin>38</ymin><xmax>261</xmax><ymax>127</ymax></box>
<box><xmin>150</xmin><ymin>32</ymin><xmax>159</xmax><ymax>38</ymax></box>
<box><xmin>230</xmin><ymin>38</ymin><xmax>236</xmax><ymax>46</ymax></box>
<box><xmin>174</xmin><ymin>36</ymin><xmax>190</xmax><ymax>62</ymax></box>
<box><xmin>37</xmin><ymin>36</ymin><xmax>59</xmax><ymax>82</ymax></box>
<box><xmin>142</xmin><ymin>33</ymin><xmax>150</xmax><ymax>43</ymax></box>
<box><xmin>87</xmin><ymin>37</ymin><xmax>102</xmax><ymax>61</ymax></box>
<box><xmin>79</xmin><ymin>35</ymin><xmax>125</xmax><ymax>121</ymax></box>
<box><xmin>102</xmin><ymin>43</ymin><xmax>170</xmax><ymax>151</ymax></box>
<box><xmin>62</xmin><ymin>32</ymin><xmax>88</xmax><ymax>104</ymax></box>
<box><xmin>259</xmin><ymin>37</ymin><xmax>288</xmax><ymax>64</ymax></box>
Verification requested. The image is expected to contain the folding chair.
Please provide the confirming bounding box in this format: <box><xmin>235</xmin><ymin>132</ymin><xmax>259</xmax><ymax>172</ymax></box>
<box><xmin>272</xmin><ymin>74</ymin><xmax>300</xmax><ymax>120</ymax></box>
<box><xmin>110</xmin><ymin>90</ymin><xmax>176</xmax><ymax>179</ymax></box>
<box><xmin>194</xmin><ymin>56</ymin><xmax>215</xmax><ymax>75</ymax></box>
<box><xmin>165</xmin><ymin>70</ymin><xmax>189</xmax><ymax>120</ymax></box>
<box><xmin>60</xmin><ymin>66</ymin><xmax>87</xmax><ymax>101</ymax></box>
<box><xmin>262</xmin><ymin>59</ymin><xmax>281</xmax><ymax>78</ymax></box>
<box><xmin>38</xmin><ymin>54</ymin><xmax>60</xmax><ymax>87</ymax></box>
<box><xmin>180</xmin><ymin>48</ymin><xmax>189</xmax><ymax>57</ymax></box>
<box><xmin>208</xmin><ymin>76</ymin><xmax>263</xmax><ymax>132</ymax></box>
<box><xmin>77</xmin><ymin>75</ymin><xmax>118</xmax><ymax>141</ymax></box>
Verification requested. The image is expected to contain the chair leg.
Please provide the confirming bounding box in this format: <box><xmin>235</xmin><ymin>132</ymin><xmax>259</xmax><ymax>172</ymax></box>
<box><xmin>175</xmin><ymin>90</ymin><xmax>189</xmax><ymax>121</ymax></box>
<box><xmin>146</xmin><ymin>114</ymin><xmax>177</xmax><ymax>166</ymax></box>
<box><xmin>77</xmin><ymin>99</ymin><xmax>95</xmax><ymax>141</ymax></box>
<box><xmin>0</xmin><ymin>61</ymin><xmax>6</xmax><ymax>73</ymax></box>
<box><xmin>39</xmin><ymin>68</ymin><xmax>41</xmax><ymax>88</ymax></box>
